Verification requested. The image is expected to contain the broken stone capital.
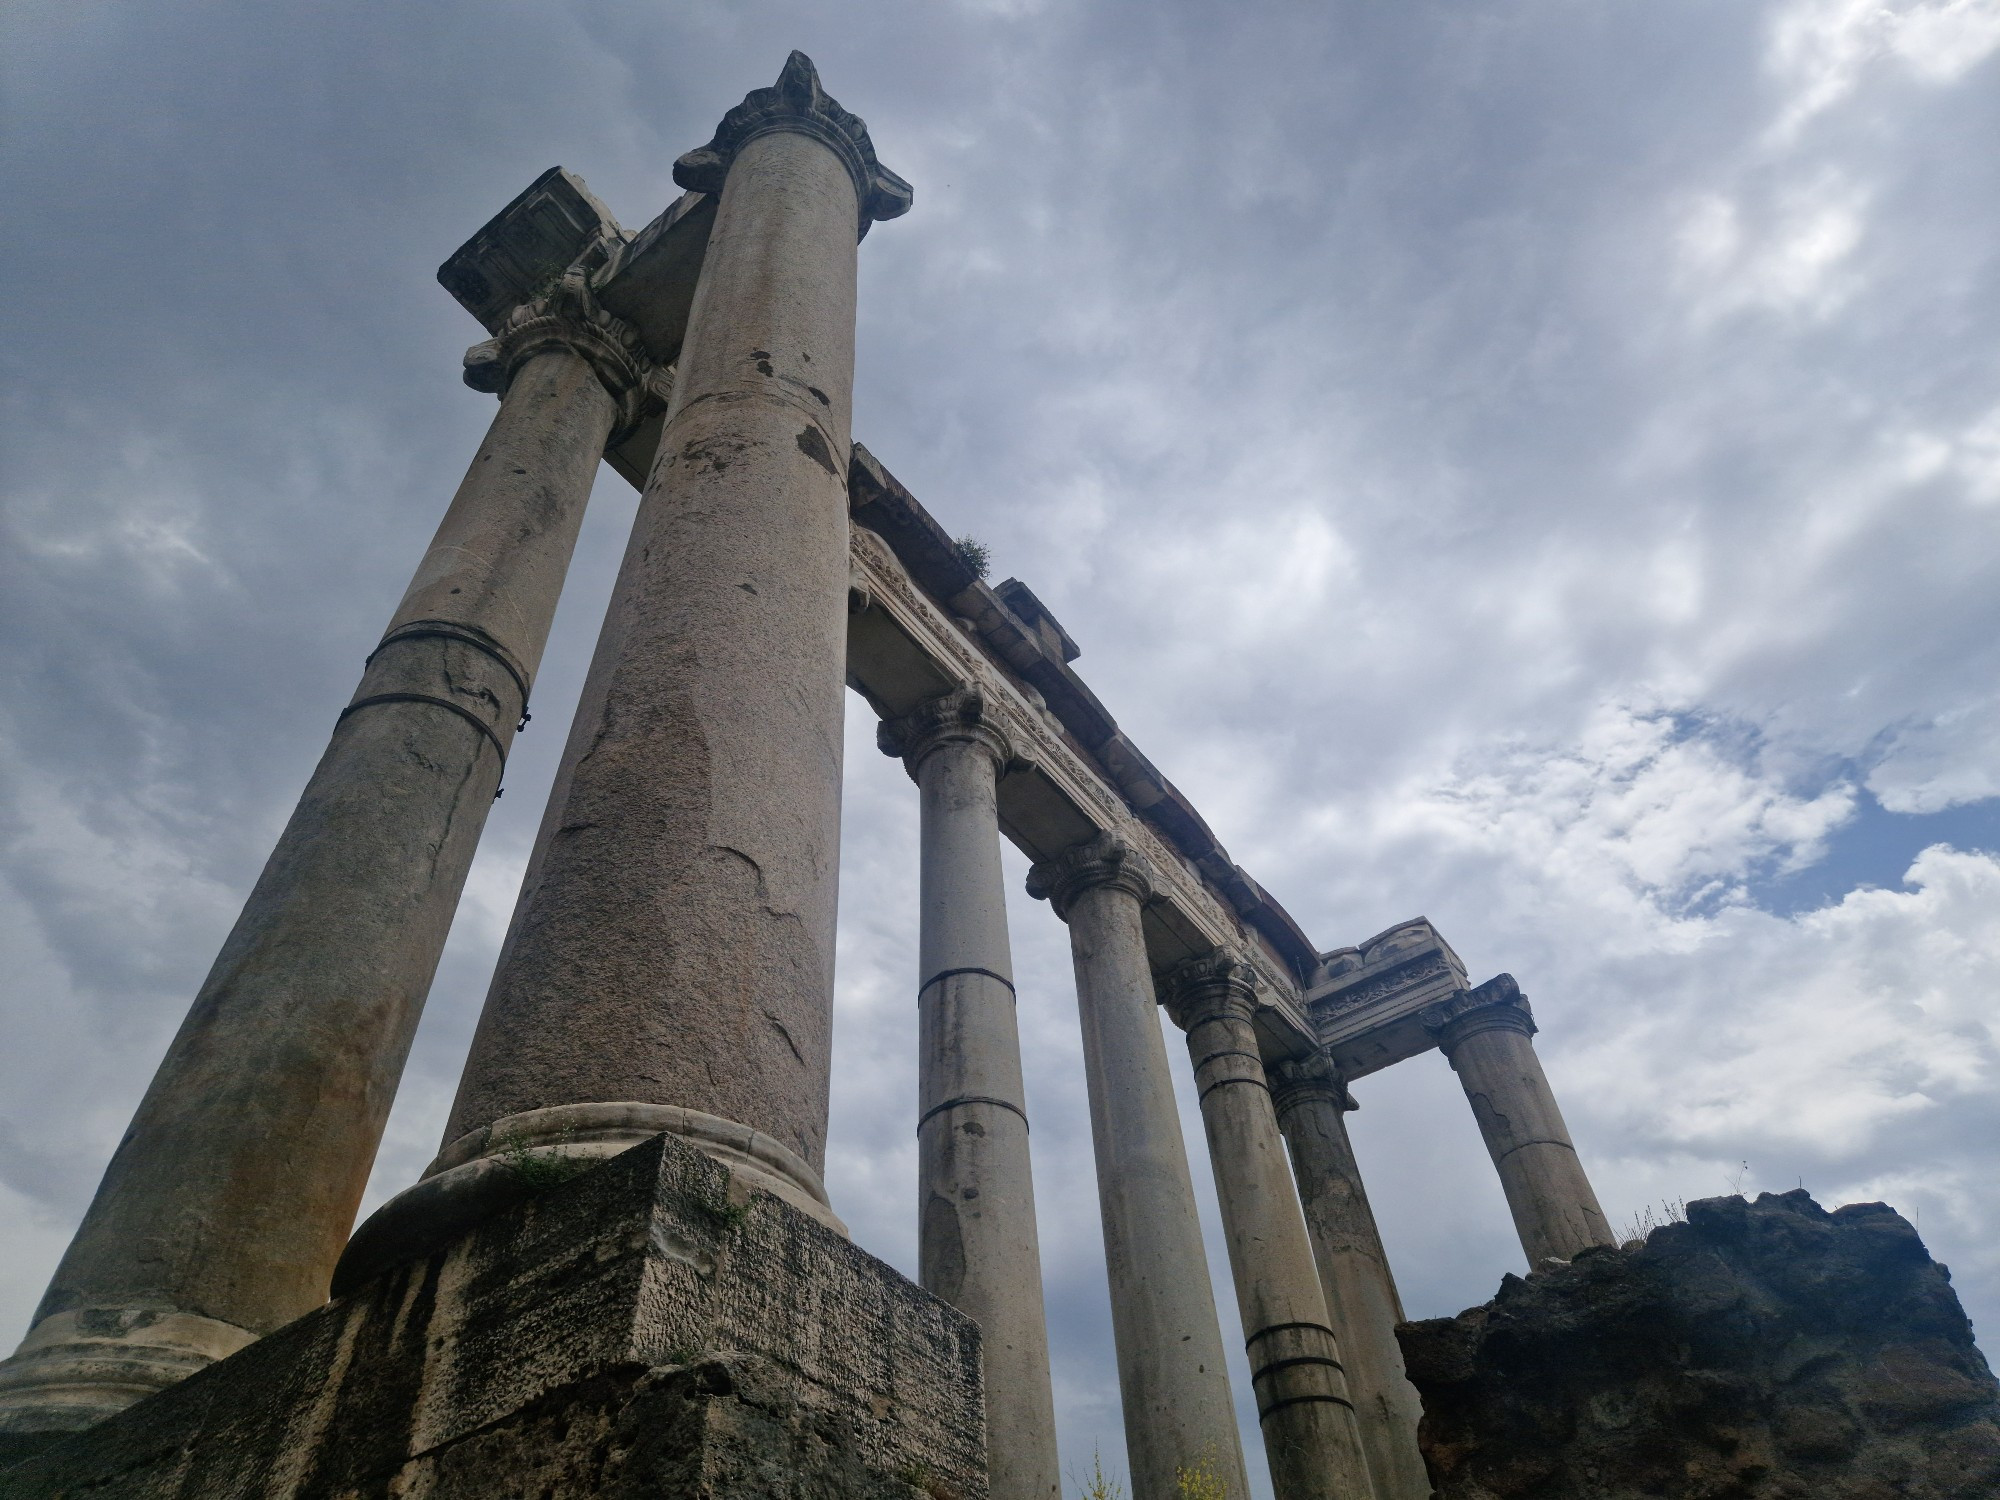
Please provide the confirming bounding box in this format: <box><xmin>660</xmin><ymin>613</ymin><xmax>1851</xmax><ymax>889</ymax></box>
<box><xmin>1267</xmin><ymin>1051</ymin><xmax>1359</xmax><ymax>1120</ymax></box>
<box><xmin>1420</xmin><ymin>972</ymin><xmax>1537</xmax><ymax>1056</ymax></box>
<box><xmin>461</xmin><ymin>264</ymin><xmax>669</xmax><ymax>438</ymax></box>
<box><xmin>1024</xmin><ymin>831</ymin><xmax>1154</xmax><ymax>919</ymax></box>
<box><xmin>673</xmin><ymin>50</ymin><xmax>912</xmax><ymax>238</ymax></box>
<box><xmin>876</xmin><ymin>685</ymin><xmax>1012</xmax><ymax>779</ymax></box>
<box><xmin>1157</xmin><ymin>946</ymin><xmax>1260</xmax><ymax>1034</ymax></box>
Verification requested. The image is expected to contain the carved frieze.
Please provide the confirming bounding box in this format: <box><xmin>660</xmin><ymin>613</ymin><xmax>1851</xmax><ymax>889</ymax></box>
<box><xmin>1304</xmin><ymin>916</ymin><xmax>1473</xmax><ymax>1079</ymax></box>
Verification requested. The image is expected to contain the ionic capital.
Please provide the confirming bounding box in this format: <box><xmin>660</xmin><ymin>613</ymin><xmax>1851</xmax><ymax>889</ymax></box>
<box><xmin>876</xmin><ymin>686</ymin><xmax>1012</xmax><ymax>777</ymax></box>
<box><xmin>673</xmin><ymin>51</ymin><xmax>913</xmax><ymax>239</ymax></box>
<box><xmin>1266</xmin><ymin>1052</ymin><xmax>1358</xmax><ymax>1120</ymax></box>
<box><xmin>1420</xmin><ymin>972</ymin><xmax>1538</xmax><ymax>1056</ymax></box>
<box><xmin>1025</xmin><ymin>832</ymin><xmax>1153</xmax><ymax>920</ymax></box>
<box><xmin>461</xmin><ymin>266</ymin><xmax>670</xmax><ymax>438</ymax></box>
<box><xmin>1158</xmin><ymin>947</ymin><xmax>1259</xmax><ymax>1033</ymax></box>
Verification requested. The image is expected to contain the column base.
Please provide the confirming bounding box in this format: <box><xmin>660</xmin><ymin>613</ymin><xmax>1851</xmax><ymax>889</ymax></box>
<box><xmin>0</xmin><ymin>1307</ymin><xmax>255</xmax><ymax>1463</ymax></box>
<box><xmin>333</xmin><ymin>1102</ymin><xmax>844</xmax><ymax>1297</ymax></box>
<box><xmin>3</xmin><ymin>1133</ymin><xmax>984</xmax><ymax>1500</ymax></box>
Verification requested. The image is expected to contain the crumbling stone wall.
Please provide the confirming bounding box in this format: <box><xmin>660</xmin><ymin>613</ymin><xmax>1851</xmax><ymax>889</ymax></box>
<box><xmin>1398</xmin><ymin>1190</ymin><xmax>2000</xmax><ymax>1499</ymax></box>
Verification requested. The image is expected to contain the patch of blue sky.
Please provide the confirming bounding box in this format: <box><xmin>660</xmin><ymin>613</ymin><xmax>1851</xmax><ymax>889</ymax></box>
<box><xmin>1752</xmin><ymin>790</ymin><xmax>2000</xmax><ymax>917</ymax></box>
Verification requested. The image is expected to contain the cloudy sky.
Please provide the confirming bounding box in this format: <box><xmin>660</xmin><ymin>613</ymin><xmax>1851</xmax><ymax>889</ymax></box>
<box><xmin>5</xmin><ymin>0</ymin><xmax>1999</xmax><ymax>1492</ymax></box>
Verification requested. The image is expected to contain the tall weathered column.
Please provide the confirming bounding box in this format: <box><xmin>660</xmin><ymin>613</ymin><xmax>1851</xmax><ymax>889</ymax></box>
<box><xmin>0</xmin><ymin>267</ymin><xmax>652</xmax><ymax>1446</ymax></box>
<box><xmin>1424</xmin><ymin>974</ymin><xmax>1613</xmax><ymax>1266</ymax></box>
<box><xmin>1027</xmin><ymin>835</ymin><xmax>1248</xmax><ymax>1500</ymax></box>
<box><xmin>1161</xmin><ymin>954</ymin><xmax>1373</xmax><ymax>1500</ymax></box>
<box><xmin>347</xmin><ymin>54</ymin><xmax>912</xmax><ymax>1258</ymax></box>
<box><xmin>1267</xmin><ymin>1056</ymin><xmax>1429</xmax><ymax>1500</ymax></box>
<box><xmin>880</xmin><ymin>687</ymin><xmax>1061</xmax><ymax>1500</ymax></box>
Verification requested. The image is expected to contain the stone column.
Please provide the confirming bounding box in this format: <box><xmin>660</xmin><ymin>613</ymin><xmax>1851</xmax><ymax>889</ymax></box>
<box><xmin>1161</xmin><ymin>954</ymin><xmax>1373</xmax><ymax>1500</ymax></box>
<box><xmin>340</xmin><ymin>54</ymin><xmax>912</xmax><ymax>1272</ymax></box>
<box><xmin>1027</xmin><ymin>835</ymin><xmax>1247</xmax><ymax>1500</ymax></box>
<box><xmin>1423</xmin><ymin>974</ymin><xmax>1613</xmax><ymax>1266</ymax></box>
<box><xmin>0</xmin><ymin>276</ymin><xmax>653</xmax><ymax>1448</ymax></box>
<box><xmin>1268</xmin><ymin>1056</ymin><xmax>1429</xmax><ymax>1500</ymax></box>
<box><xmin>880</xmin><ymin>687</ymin><xmax>1060</xmax><ymax>1500</ymax></box>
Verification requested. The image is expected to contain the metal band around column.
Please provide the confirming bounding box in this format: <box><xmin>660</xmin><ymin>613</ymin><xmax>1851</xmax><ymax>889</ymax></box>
<box><xmin>918</xmin><ymin>965</ymin><xmax>1016</xmax><ymax>998</ymax></box>
<box><xmin>916</xmin><ymin>1093</ymin><xmax>1030</xmax><ymax>1133</ymax></box>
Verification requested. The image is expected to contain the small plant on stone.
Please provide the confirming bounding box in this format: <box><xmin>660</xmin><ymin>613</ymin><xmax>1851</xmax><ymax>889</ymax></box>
<box><xmin>1619</xmin><ymin>1196</ymin><xmax>1688</xmax><ymax>1245</ymax></box>
<box><xmin>955</xmin><ymin>535</ymin><xmax>992</xmax><ymax>579</ymax></box>
<box><xmin>695</xmin><ymin>1181</ymin><xmax>752</xmax><ymax>1231</ymax></box>
<box><xmin>1072</xmin><ymin>1449</ymin><xmax>1126</xmax><ymax>1500</ymax></box>
<box><xmin>495</xmin><ymin>1133</ymin><xmax>588</xmax><ymax>1192</ymax></box>
<box><xmin>1175</xmin><ymin>1444</ymin><xmax>1228</xmax><ymax>1500</ymax></box>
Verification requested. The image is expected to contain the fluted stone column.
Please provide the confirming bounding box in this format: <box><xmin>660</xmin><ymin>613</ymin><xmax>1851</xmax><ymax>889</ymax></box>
<box><xmin>1424</xmin><ymin>975</ymin><xmax>1613</xmax><ymax>1266</ymax></box>
<box><xmin>1268</xmin><ymin>1056</ymin><xmax>1428</xmax><ymax>1500</ymax></box>
<box><xmin>1027</xmin><ymin>835</ymin><xmax>1247</xmax><ymax>1500</ymax></box>
<box><xmin>0</xmin><ymin>281</ymin><xmax>652</xmax><ymax>1449</ymax></box>
<box><xmin>340</xmin><ymin>55</ymin><xmax>912</xmax><ymax>1273</ymax></box>
<box><xmin>1162</xmin><ymin>954</ymin><xmax>1372</xmax><ymax>1500</ymax></box>
<box><xmin>881</xmin><ymin>687</ymin><xmax>1060</xmax><ymax>1500</ymax></box>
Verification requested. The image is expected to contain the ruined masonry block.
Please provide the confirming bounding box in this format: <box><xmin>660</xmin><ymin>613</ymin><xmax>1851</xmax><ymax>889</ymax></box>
<box><xmin>2</xmin><ymin>1134</ymin><xmax>987</xmax><ymax>1499</ymax></box>
<box><xmin>1398</xmin><ymin>1190</ymin><xmax>2000</xmax><ymax>1500</ymax></box>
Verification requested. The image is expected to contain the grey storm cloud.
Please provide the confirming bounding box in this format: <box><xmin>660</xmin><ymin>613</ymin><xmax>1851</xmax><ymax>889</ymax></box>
<box><xmin>5</xmin><ymin>3</ymin><xmax>2000</xmax><ymax>1494</ymax></box>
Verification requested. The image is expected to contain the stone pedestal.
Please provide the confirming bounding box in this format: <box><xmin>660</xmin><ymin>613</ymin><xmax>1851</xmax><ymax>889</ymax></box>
<box><xmin>881</xmin><ymin>688</ymin><xmax>1060</xmax><ymax>1500</ymax></box>
<box><xmin>1027</xmin><ymin>836</ymin><xmax>1247</xmax><ymax>1500</ymax></box>
<box><xmin>1424</xmin><ymin>976</ymin><xmax>1612</xmax><ymax>1266</ymax></box>
<box><xmin>1</xmin><ymin>1133</ymin><xmax>987</xmax><ymax>1499</ymax></box>
<box><xmin>1162</xmin><ymin>955</ymin><xmax>1372</xmax><ymax>1500</ymax></box>
<box><xmin>1268</xmin><ymin>1056</ymin><xmax>1429</xmax><ymax>1500</ymax></box>
<box><xmin>380</xmin><ymin>54</ymin><xmax>911</xmax><ymax>1243</ymax></box>
<box><xmin>0</xmin><ymin>296</ymin><xmax>647</xmax><ymax>1449</ymax></box>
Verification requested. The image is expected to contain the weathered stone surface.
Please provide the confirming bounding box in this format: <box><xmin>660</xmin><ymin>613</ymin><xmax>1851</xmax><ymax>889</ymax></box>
<box><xmin>1398</xmin><ymin>1190</ymin><xmax>2000</xmax><ymax>1500</ymax></box>
<box><xmin>1027</xmin><ymin>837</ymin><xmax>1248</xmax><ymax>1500</ymax></box>
<box><xmin>1</xmin><ymin>1134</ymin><xmax>986</xmax><ymax>1500</ymax></box>
<box><xmin>436</xmin><ymin>54</ymin><xmax>901</xmax><ymax>1192</ymax></box>
<box><xmin>0</xmin><ymin>330</ymin><xmax>632</xmax><ymax>1448</ymax></box>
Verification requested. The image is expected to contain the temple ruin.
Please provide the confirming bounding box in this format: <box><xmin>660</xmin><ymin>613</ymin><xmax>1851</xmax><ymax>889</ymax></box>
<box><xmin>11</xmin><ymin>52</ymin><xmax>1966</xmax><ymax>1500</ymax></box>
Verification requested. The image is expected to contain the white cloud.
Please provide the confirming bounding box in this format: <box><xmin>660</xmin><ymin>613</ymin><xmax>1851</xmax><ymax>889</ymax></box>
<box><xmin>1766</xmin><ymin>0</ymin><xmax>2000</xmax><ymax>143</ymax></box>
<box><xmin>1675</xmin><ymin>172</ymin><xmax>1869</xmax><ymax>324</ymax></box>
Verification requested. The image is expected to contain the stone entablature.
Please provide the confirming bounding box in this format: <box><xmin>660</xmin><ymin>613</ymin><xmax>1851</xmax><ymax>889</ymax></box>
<box><xmin>1305</xmin><ymin>916</ymin><xmax>1470</xmax><ymax>1078</ymax></box>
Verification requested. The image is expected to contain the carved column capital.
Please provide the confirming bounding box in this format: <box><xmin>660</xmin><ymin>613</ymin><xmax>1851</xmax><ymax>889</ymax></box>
<box><xmin>1420</xmin><ymin>972</ymin><xmax>1537</xmax><ymax>1056</ymax></box>
<box><xmin>1158</xmin><ymin>947</ymin><xmax>1259</xmax><ymax>1032</ymax></box>
<box><xmin>1266</xmin><ymin>1051</ymin><xmax>1358</xmax><ymax>1120</ymax></box>
<box><xmin>673</xmin><ymin>51</ymin><xmax>913</xmax><ymax>239</ymax></box>
<box><xmin>1025</xmin><ymin>832</ymin><xmax>1153</xmax><ymax>920</ymax></box>
<box><xmin>461</xmin><ymin>264</ymin><xmax>671</xmax><ymax>438</ymax></box>
<box><xmin>876</xmin><ymin>686</ymin><xmax>1012</xmax><ymax>777</ymax></box>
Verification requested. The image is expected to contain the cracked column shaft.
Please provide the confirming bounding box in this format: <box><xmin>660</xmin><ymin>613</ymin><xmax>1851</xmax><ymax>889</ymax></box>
<box><xmin>1427</xmin><ymin>975</ymin><xmax>1613</xmax><ymax>1266</ymax></box>
<box><xmin>1028</xmin><ymin>835</ymin><xmax>1248</xmax><ymax>1500</ymax></box>
<box><xmin>0</xmin><ymin>333</ymin><xmax>627</xmax><ymax>1451</ymax></box>
<box><xmin>391</xmin><ymin>54</ymin><xmax>911</xmax><ymax>1233</ymax></box>
<box><xmin>882</xmin><ymin>688</ymin><xmax>1060</xmax><ymax>1500</ymax></box>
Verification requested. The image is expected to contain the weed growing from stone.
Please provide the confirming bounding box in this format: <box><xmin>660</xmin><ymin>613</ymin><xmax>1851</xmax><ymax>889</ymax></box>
<box><xmin>1071</xmin><ymin>1449</ymin><xmax>1126</xmax><ymax>1499</ymax></box>
<box><xmin>955</xmin><ymin>535</ymin><xmax>992</xmax><ymax>578</ymax></box>
<box><xmin>1174</xmin><ymin>1444</ymin><xmax>1228</xmax><ymax>1500</ymax></box>
<box><xmin>495</xmin><ymin>1136</ymin><xmax>588</xmax><ymax>1192</ymax></box>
